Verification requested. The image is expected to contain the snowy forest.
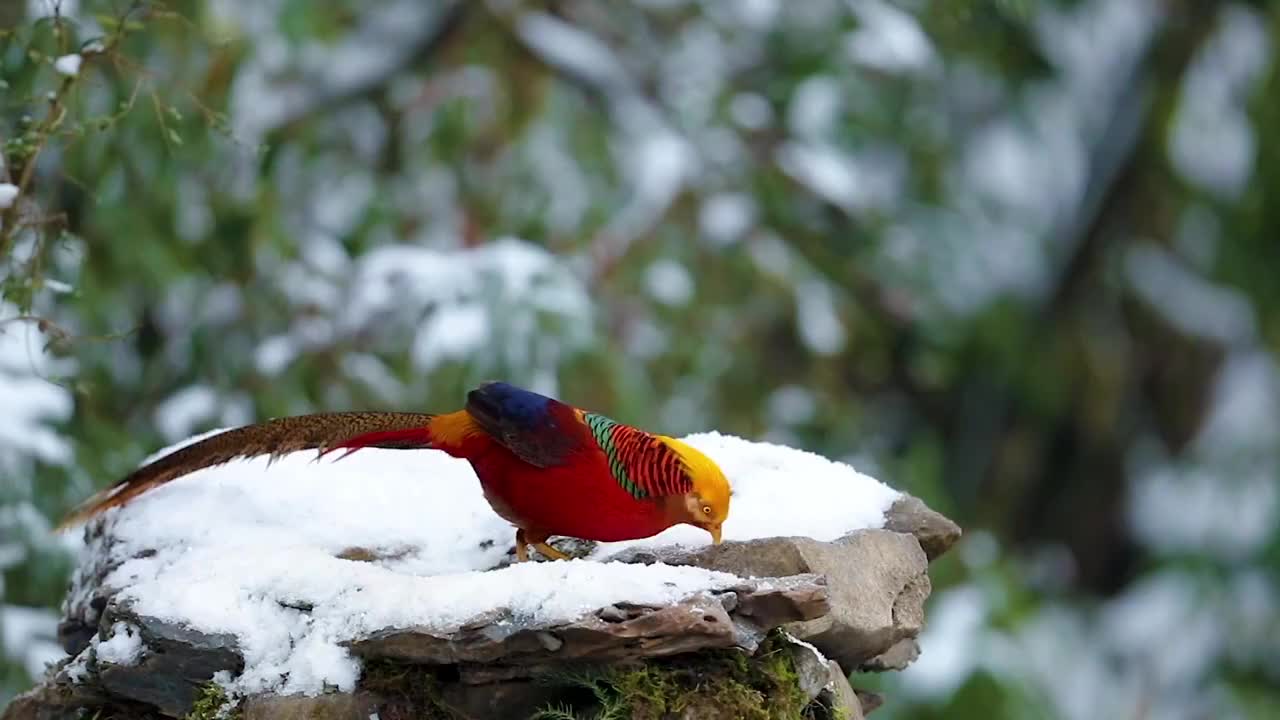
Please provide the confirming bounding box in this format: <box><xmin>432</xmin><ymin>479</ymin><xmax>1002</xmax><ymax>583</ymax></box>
<box><xmin>2</xmin><ymin>0</ymin><xmax>1279</xmax><ymax>718</ymax></box>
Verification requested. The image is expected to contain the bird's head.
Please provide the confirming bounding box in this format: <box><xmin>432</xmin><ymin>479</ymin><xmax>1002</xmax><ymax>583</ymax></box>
<box><xmin>658</xmin><ymin>437</ymin><xmax>731</xmax><ymax>544</ymax></box>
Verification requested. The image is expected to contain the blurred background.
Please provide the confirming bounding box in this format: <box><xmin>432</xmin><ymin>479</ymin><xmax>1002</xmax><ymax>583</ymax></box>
<box><xmin>2</xmin><ymin>0</ymin><xmax>1278</xmax><ymax>717</ymax></box>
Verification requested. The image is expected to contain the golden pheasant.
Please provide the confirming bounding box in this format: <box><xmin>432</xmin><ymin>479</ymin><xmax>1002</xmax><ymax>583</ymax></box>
<box><xmin>60</xmin><ymin>382</ymin><xmax>732</xmax><ymax>561</ymax></box>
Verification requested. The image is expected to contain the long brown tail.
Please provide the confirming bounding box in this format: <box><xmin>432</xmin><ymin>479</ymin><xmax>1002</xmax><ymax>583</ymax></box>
<box><xmin>57</xmin><ymin>411</ymin><xmax>435</xmax><ymax>530</ymax></box>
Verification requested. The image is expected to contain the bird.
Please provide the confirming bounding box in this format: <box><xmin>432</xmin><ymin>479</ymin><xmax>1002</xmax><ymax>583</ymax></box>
<box><xmin>58</xmin><ymin>382</ymin><xmax>732</xmax><ymax>562</ymax></box>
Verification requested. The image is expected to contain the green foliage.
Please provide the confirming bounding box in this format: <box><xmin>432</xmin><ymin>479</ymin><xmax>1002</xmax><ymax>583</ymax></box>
<box><xmin>185</xmin><ymin>682</ymin><xmax>240</xmax><ymax>720</ymax></box>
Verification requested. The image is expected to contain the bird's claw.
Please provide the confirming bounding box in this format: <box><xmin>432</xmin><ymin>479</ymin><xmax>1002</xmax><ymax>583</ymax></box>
<box><xmin>533</xmin><ymin>542</ymin><xmax>570</xmax><ymax>561</ymax></box>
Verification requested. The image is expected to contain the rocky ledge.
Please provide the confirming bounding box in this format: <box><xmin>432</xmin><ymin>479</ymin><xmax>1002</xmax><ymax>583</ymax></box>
<box><xmin>4</xmin><ymin>495</ymin><xmax>958</xmax><ymax>720</ymax></box>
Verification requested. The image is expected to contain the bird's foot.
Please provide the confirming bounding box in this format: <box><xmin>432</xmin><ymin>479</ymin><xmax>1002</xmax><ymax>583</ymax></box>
<box><xmin>513</xmin><ymin>528</ymin><xmax>573</xmax><ymax>561</ymax></box>
<box><xmin>533</xmin><ymin>542</ymin><xmax>570</xmax><ymax>561</ymax></box>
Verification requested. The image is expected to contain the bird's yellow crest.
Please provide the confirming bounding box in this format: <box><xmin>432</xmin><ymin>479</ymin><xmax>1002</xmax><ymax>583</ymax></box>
<box><xmin>658</xmin><ymin>436</ymin><xmax>731</xmax><ymax>541</ymax></box>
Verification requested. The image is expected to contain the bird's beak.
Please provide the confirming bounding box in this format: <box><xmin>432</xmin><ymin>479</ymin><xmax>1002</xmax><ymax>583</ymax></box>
<box><xmin>708</xmin><ymin>524</ymin><xmax>722</xmax><ymax>545</ymax></box>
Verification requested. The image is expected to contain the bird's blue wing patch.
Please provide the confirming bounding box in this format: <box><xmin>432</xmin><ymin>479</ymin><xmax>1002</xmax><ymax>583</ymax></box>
<box><xmin>464</xmin><ymin>382</ymin><xmax>576</xmax><ymax>467</ymax></box>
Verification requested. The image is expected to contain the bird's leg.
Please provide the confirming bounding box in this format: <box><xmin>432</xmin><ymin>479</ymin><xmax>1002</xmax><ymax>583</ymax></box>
<box><xmin>515</xmin><ymin>529</ymin><xmax>529</xmax><ymax>563</ymax></box>
<box><xmin>534</xmin><ymin>543</ymin><xmax>569</xmax><ymax>561</ymax></box>
<box><xmin>526</xmin><ymin>530</ymin><xmax>570</xmax><ymax>561</ymax></box>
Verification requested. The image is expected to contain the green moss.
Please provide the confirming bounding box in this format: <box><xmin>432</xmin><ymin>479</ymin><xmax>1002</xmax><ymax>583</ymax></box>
<box><xmin>185</xmin><ymin>683</ymin><xmax>241</xmax><ymax>720</ymax></box>
<box><xmin>358</xmin><ymin>658</ymin><xmax>461</xmax><ymax>720</ymax></box>
<box><xmin>533</xmin><ymin>631</ymin><xmax>827</xmax><ymax>720</ymax></box>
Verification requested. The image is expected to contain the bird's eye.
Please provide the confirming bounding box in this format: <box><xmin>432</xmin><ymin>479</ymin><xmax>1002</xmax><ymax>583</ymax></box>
<box><xmin>702</xmin><ymin>505</ymin><xmax>712</xmax><ymax>515</ymax></box>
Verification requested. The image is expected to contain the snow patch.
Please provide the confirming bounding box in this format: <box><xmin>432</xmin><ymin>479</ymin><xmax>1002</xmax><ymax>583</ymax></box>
<box><xmin>900</xmin><ymin>585</ymin><xmax>988</xmax><ymax>697</ymax></box>
<box><xmin>0</xmin><ymin>304</ymin><xmax>75</xmax><ymax>466</ymax></box>
<box><xmin>516</xmin><ymin>12</ymin><xmax>629</xmax><ymax>92</ymax></box>
<box><xmin>1169</xmin><ymin>5</ymin><xmax>1270</xmax><ymax>199</ymax></box>
<box><xmin>729</xmin><ymin>92</ymin><xmax>774</xmax><ymax>130</ymax></box>
<box><xmin>1125</xmin><ymin>244</ymin><xmax>1255</xmax><ymax>344</ymax></box>
<box><xmin>339</xmin><ymin>237</ymin><xmax>593</xmax><ymax>377</ymax></box>
<box><xmin>845</xmin><ymin>0</ymin><xmax>936</xmax><ymax>74</ymax></box>
<box><xmin>644</xmin><ymin>259</ymin><xmax>694</xmax><ymax>307</ymax></box>
<box><xmin>95</xmin><ymin>621</ymin><xmax>143</xmax><ymax>666</ymax></box>
<box><xmin>699</xmin><ymin>193</ymin><xmax>755</xmax><ymax>246</ymax></box>
<box><xmin>795</xmin><ymin>281</ymin><xmax>847</xmax><ymax>356</ymax></box>
<box><xmin>26</xmin><ymin>0</ymin><xmax>79</xmax><ymax>20</ymax></box>
<box><xmin>53</xmin><ymin>53</ymin><xmax>82</xmax><ymax>77</ymax></box>
<box><xmin>2</xmin><ymin>604</ymin><xmax>65</xmax><ymax>680</ymax></box>
<box><xmin>788</xmin><ymin>76</ymin><xmax>842</xmax><ymax>139</ymax></box>
<box><xmin>0</xmin><ymin>183</ymin><xmax>18</xmax><ymax>209</ymax></box>
<box><xmin>767</xmin><ymin>385</ymin><xmax>817</xmax><ymax>427</ymax></box>
<box><xmin>153</xmin><ymin>385</ymin><xmax>220</xmax><ymax>443</ymax></box>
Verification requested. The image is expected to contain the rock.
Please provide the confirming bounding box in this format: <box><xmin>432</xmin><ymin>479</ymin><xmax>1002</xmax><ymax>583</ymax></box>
<box><xmin>55</xmin><ymin>616</ymin><xmax>97</xmax><ymax>659</ymax></box>
<box><xmin>882</xmin><ymin>494</ymin><xmax>962</xmax><ymax>561</ymax></box>
<box><xmin>241</xmin><ymin>692</ymin><xmax>383</xmax><ymax>720</ymax></box>
<box><xmin>0</xmin><ymin>691</ymin><xmax>71</xmax><ymax>720</ymax></box>
<box><xmin>783</xmin><ymin>636</ymin><xmax>831</xmax><ymax>702</ymax></box>
<box><xmin>348</xmin><ymin>574</ymin><xmax>828</xmax><ymax>667</ymax></box>
<box><xmin>733</xmin><ymin>574</ymin><xmax>831</xmax><ymax>625</ymax></box>
<box><xmin>819</xmin><ymin>660</ymin><xmax>864</xmax><ymax>720</ymax></box>
<box><xmin>779</xmin><ymin>635</ymin><xmax>866</xmax><ymax>720</ymax></box>
<box><xmin>861</xmin><ymin>638</ymin><xmax>920</xmax><ymax>672</ymax></box>
<box><xmin>609</xmin><ymin>529</ymin><xmax>930</xmax><ymax>671</ymax></box>
<box><xmin>93</xmin><ymin>603</ymin><xmax>244</xmax><ymax>717</ymax></box>
<box><xmin>352</xmin><ymin>597</ymin><xmax>735</xmax><ymax>666</ymax></box>
<box><xmin>38</xmin><ymin>496</ymin><xmax>959</xmax><ymax>719</ymax></box>
<box><xmin>0</xmin><ymin>682</ymin><xmax>109</xmax><ymax>720</ymax></box>
<box><xmin>333</xmin><ymin>545</ymin><xmax>415</xmax><ymax>563</ymax></box>
<box><xmin>439</xmin><ymin>680</ymin><xmax>563</xmax><ymax>719</ymax></box>
<box><xmin>166</xmin><ymin>676</ymin><xmax>560</xmax><ymax>720</ymax></box>
<box><xmin>58</xmin><ymin>526</ymin><xmax>125</xmax><ymax>657</ymax></box>
<box><xmin>854</xmin><ymin>688</ymin><xmax>885</xmax><ymax>715</ymax></box>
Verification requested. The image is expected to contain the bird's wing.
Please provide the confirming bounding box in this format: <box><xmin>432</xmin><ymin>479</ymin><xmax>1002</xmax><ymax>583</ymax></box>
<box><xmin>580</xmin><ymin>412</ymin><xmax>692</xmax><ymax>500</ymax></box>
<box><xmin>464</xmin><ymin>382</ymin><xmax>693</xmax><ymax>498</ymax></box>
<box><xmin>464</xmin><ymin>382</ymin><xmax>582</xmax><ymax>468</ymax></box>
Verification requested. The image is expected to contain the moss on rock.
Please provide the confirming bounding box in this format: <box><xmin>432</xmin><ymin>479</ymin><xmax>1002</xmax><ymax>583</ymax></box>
<box><xmin>357</xmin><ymin>659</ymin><xmax>460</xmax><ymax>720</ymax></box>
<box><xmin>529</xmin><ymin>631</ymin><xmax>832</xmax><ymax>720</ymax></box>
<box><xmin>184</xmin><ymin>683</ymin><xmax>240</xmax><ymax>720</ymax></box>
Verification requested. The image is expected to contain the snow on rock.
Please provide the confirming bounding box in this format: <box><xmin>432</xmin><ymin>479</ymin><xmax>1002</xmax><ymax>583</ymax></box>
<box><xmin>64</xmin><ymin>428</ymin><xmax>900</xmax><ymax>697</ymax></box>
<box><xmin>112</xmin><ymin>554</ymin><xmax>744</xmax><ymax>695</ymax></box>
<box><xmin>597</xmin><ymin>431</ymin><xmax>899</xmax><ymax>555</ymax></box>
<box><xmin>93</xmin><ymin>621</ymin><xmax>143</xmax><ymax>666</ymax></box>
